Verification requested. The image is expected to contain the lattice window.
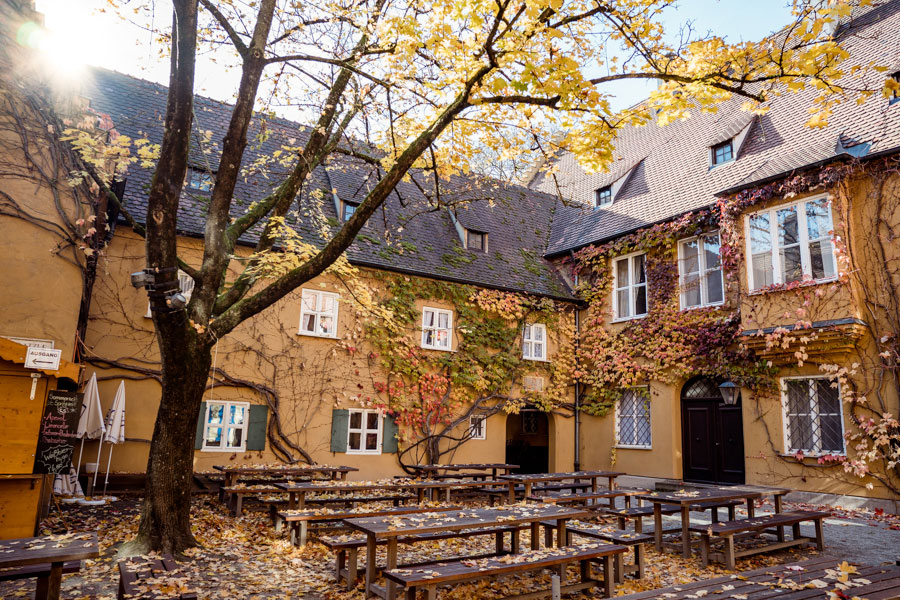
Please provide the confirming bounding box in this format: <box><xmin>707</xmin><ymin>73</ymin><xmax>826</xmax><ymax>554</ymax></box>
<box><xmin>616</xmin><ymin>387</ymin><xmax>651</xmax><ymax>448</ymax></box>
<box><xmin>522</xmin><ymin>411</ymin><xmax>540</xmax><ymax>434</ymax></box>
<box><xmin>682</xmin><ymin>377</ymin><xmax>720</xmax><ymax>399</ymax></box>
<box><xmin>783</xmin><ymin>378</ymin><xmax>844</xmax><ymax>455</ymax></box>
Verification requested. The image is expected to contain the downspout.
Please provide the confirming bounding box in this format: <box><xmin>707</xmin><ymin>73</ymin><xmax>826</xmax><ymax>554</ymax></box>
<box><xmin>570</xmin><ymin>251</ymin><xmax>582</xmax><ymax>471</ymax></box>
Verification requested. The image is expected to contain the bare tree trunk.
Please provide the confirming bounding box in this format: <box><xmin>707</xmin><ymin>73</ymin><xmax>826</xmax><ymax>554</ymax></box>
<box><xmin>122</xmin><ymin>327</ymin><xmax>211</xmax><ymax>555</ymax></box>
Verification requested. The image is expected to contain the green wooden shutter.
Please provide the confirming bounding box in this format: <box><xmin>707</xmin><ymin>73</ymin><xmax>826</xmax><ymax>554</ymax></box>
<box><xmin>246</xmin><ymin>405</ymin><xmax>268</xmax><ymax>451</ymax></box>
<box><xmin>382</xmin><ymin>414</ymin><xmax>399</xmax><ymax>454</ymax></box>
<box><xmin>330</xmin><ymin>409</ymin><xmax>349</xmax><ymax>453</ymax></box>
<box><xmin>194</xmin><ymin>401</ymin><xmax>207</xmax><ymax>450</ymax></box>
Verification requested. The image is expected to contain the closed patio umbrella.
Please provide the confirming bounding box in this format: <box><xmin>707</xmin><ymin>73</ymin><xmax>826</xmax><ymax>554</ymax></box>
<box><xmin>75</xmin><ymin>372</ymin><xmax>105</xmax><ymax>491</ymax></box>
<box><xmin>101</xmin><ymin>380</ymin><xmax>126</xmax><ymax>498</ymax></box>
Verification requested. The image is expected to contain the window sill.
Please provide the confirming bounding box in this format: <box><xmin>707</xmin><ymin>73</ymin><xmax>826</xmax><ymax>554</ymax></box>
<box><xmin>523</xmin><ymin>357</ymin><xmax>550</xmax><ymax>363</ymax></box>
<box><xmin>778</xmin><ymin>451</ymin><xmax>846</xmax><ymax>459</ymax></box>
<box><xmin>680</xmin><ymin>301</ymin><xmax>726</xmax><ymax>312</ymax></box>
<box><xmin>611</xmin><ymin>314</ymin><xmax>648</xmax><ymax>324</ymax></box>
<box><xmin>421</xmin><ymin>345</ymin><xmax>454</xmax><ymax>352</ymax></box>
<box><xmin>297</xmin><ymin>330</ymin><xmax>338</xmax><ymax>339</ymax></box>
<box><xmin>748</xmin><ymin>276</ymin><xmax>838</xmax><ymax>296</ymax></box>
<box><xmin>615</xmin><ymin>444</ymin><xmax>652</xmax><ymax>450</ymax></box>
<box><xmin>346</xmin><ymin>450</ymin><xmax>383</xmax><ymax>456</ymax></box>
<box><xmin>200</xmin><ymin>447</ymin><xmax>246</xmax><ymax>453</ymax></box>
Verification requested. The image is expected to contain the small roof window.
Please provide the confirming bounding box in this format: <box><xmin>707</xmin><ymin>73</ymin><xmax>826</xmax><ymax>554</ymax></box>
<box><xmin>890</xmin><ymin>72</ymin><xmax>900</xmax><ymax>105</ymax></box>
<box><xmin>341</xmin><ymin>200</ymin><xmax>359</xmax><ymax>222</ymax></box>
<box><xmin>186</xmin><ymin>167</ymin><xmax>213</xmax><ymax>191</ymax></box>
<box><xmin>595</xmin><ymin>185</ymin><xmax>612</xmax><ymax>208</ymax></box>
<box><xmin>710</xmin><ymin>139</ymin><xmax>734</xmax><ymax>167</ymax></box>
<box><xmin>466</xmin><ymin>229</ymin><xmax>487</xmax><ymax>252</ymax></box>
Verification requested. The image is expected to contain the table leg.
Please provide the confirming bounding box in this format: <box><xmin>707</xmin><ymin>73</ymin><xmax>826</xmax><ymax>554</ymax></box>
<box><xmin>609</xmin><ymin>476</ymin><xmax>616</xmax><ymax>491</ymax></box>
<box><xmin>746</xmin><ymin>497</ymin><xmax>755</xmax><ymax>518</ymax></box>
<box><xmin>524</xmin><ymin>482</ymin><xmax>533</xmax><ymax>500</ymax></box>
<box><xmin>601</xmin><ymin>554</ymin><xmax>614</xmax><ymax>597</ymax></box>
<box><xmin>591</xmin><ymin>477</ymin><xmax>598</xmax><ymax>493</ymax></box>
<box><xmin>653</xmin><ymin>504</ymin><xmax>663</xmax><ymax>552</ymax></box>
<box><xmin>365</xmin><ymin>533</ymin><xmax>377</xmax><ymax>599</ymax></box>
<box><xmin>386</xmin><ymin>538</ymin><xmax>398</xmax><ymax>600</ymax></box>
<box><xmin>38</xmin><ymin>561</ymin><xmax>63</xmax><ymax>600</ymax></box>
<box><xmin>557</xmin><ymin>518</ymin><xmax>568</xmax><ymax>548</ymax></box>
<box><xmin>298</xmin><ymin>492</ymin><xmax>306</xmax><ymax>510</ymax></box>
<box><xmin>774</xmin><ymin>494</ymin><xmax>785</xmax><ymax>541</ymax></box>
<box><xmin>531</xmin><ymin>521</ymin><xmax>540</xmax><ymax>550</ymax></box>
<box><xmin>508</xmin><ymin>483</ymin><xmax>516</xmax><ymax>504</ymax></box>
<box><xmin>680</xmin><ymin>505</ymin><xmax>691</xmax><ymax>558</ymax></box>
<box><xmin>444</xmin><ymin>488</ymin><xmax>451</xmax><ymax>503</ymax></box>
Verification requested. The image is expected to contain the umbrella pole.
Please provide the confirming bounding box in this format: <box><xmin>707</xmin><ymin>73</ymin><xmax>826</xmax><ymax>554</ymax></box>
<box><xmin>103</xmin><ymin>444</ymin><xmax>115</xmax><ymax>498</ymax></box>
<box><xmin>91</xmin><ymin>440</ymin><xmax>103</xmax><ymax>497</ymax></box>
<box><xmin>75</xmin><ymin>437</ymin><xmax>85</xmax><ymax>478</ymax></box>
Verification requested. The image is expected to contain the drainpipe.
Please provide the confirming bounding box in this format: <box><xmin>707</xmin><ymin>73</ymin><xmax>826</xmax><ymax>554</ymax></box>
<box><xmin>573</xmin><ymin>306</ymin><xmax>581</xmax><ymax>471</ymax></box>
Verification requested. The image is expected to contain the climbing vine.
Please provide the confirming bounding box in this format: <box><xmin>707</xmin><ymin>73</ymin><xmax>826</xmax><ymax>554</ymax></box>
<box><xmin>343</xmin><ymin>273</ymin><xmax>576</xmax><ymax>468</ymax></box>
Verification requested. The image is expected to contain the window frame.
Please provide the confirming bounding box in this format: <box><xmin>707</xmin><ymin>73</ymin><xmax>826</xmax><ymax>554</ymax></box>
<box><xmin>466</xmin><ymin>229</ymin><xmax>487</xmax><ymax>252</ymax></box>
<box><xmin>710</xmin><ymin>139</ymin><xmax>734</xmax><ymax>167</ymax></box>
<box><xmin>468</xmin><ymin>414</ymin><xmax>487</xmax><ymax>440</ymax></box>
<box><xmin>744</xmin><ymin>194</ymin><xmax>838</xmax><ymax>292</ymax></box>
<box><xmin>611</xmin><ymin>251</ymin><xmax>648</xmax><ymax>322</ymax></box>
<box><xmin>890</xmin><ymin>72</ymin><xmax>900</xmax><ymax>105</ymax></box>
<box><xmin>298</xmin><ymin>288</ymin><xmax>340</xmax><ymax>339</ymax></box>
<box><xmin>522</xmin><ymin>323</ymin><xmax>547</xmax><ymax>361</ymax></box>
<box><xmin>595</xmin><ymin>185</ymin><xmax>612</xmax><ymax>208</ymax></box>
<box><xmin>341</xmin><ymin>200</ymin><xmax>359</xmax><ymax>222</ymax></box>
<box><xmin>346</xmin><ymin>408</ymin><xmax>383</xmax><ymax>455</ymax></box>
<box><xmin>780</xmin><ymin>376</ymin><xmax>846</xmax><ymax>456</ymax></box>
<box><xmin>421</xmin><ymin>306</ymin><xmax>453</xmax><ymax>351</ymax></box>
<box><xmin>615</xmin><ymin>387</ymin><xmax>652</xmax><ymax>449</ymax></box>
<box><xmin>201</xmin><ymin>400</ymin><xmax>250</xmax><ymax>452</ymax></box>
<box><xmin>145</xmin><ymin>270</ymin><xmax>195</xmax><ymax>318</ymax></box>
<box><xmin>677</xmin><ymin>231</ymin><xmax>725</xmax><ymax>310</ymax></box>
<box><xmin>186</xmin><ymin>167</ymin><xmax>214</xmax><ymax>191</ymax></box>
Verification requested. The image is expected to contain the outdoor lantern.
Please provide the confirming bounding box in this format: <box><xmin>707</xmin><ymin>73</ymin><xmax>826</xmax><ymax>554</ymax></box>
<box><xmin>718</xmin><ymin>380</ymin><xmax>740</xmax><ymax>405</ymax></box>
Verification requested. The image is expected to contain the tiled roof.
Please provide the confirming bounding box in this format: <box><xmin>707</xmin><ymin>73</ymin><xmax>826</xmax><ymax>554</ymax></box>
<box><xmin>81</xmin><ymin>69</ymin><xmax>573</xmax><ymax>300</ymax></box>
<box><xmin>531</xmin><ymin>0</ymin><xmax>900</xmax><ymax>256</ymax></box>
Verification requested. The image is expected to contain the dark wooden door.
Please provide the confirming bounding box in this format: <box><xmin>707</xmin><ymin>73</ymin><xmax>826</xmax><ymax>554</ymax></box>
<box><xmin>681</xmin><ymin>377</ymin><xmax>745</xmax><ymax>485</ymax></box>
<box><xmin>505</xmin><ymin>411</ymin><xmax>549</xmax><ymax>474</ymax></box>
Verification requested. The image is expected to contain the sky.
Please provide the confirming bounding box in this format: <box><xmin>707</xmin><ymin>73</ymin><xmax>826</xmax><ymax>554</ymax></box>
<box><xmin>32</xmin><ymin>0</ymin><xmax>797</xmax><ymax>116</ymax></box>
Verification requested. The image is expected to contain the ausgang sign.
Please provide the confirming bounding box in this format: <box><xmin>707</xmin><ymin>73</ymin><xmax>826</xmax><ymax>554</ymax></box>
<box><xmin>25</xmin><ymin>347</ymin><xmax>62</xmax><ymax>371</ymax></box>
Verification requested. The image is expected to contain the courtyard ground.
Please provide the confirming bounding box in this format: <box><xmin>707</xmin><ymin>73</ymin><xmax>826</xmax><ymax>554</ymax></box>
<box><xmin>1</xmin><ymin>496</ymin><xmax>897</xmax><ymax>599</ymax></box>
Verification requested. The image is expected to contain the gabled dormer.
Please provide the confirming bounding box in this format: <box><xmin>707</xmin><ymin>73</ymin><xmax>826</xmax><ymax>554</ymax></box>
<box><xmin>592</xmin><ymin>159</ymin><xmax>642</xmax><ymax>209</ymax></box>
<box><xmin>708</xmin><ymin>115</ymin><xmax>756</xmax><ymax>169</ymax></box>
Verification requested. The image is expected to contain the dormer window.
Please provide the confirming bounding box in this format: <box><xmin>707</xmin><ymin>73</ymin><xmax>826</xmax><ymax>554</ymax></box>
<box><xmin>187</xmin><ymin>168</ymin><xmax>213</xmax><ymax>191</ymax></box>
<box><xmin>466</xmin><ymin>229</ymin><xmax>487</xmax><ymax>252</ymax></box>
<box><xmin>595</xmin><ymin>185</ymin><xmax>612</xmax><ymax>207</ymax></box>
<box><xmin>710</xmin><ymin>140</ymin><xmax>734</xmax><ymax>166</ymax></box>
<box><xmin>890</xmin><ymin>72</ymin><xmax>900</xmax><ymax>105</ymax></box>
<box><xmin>341</xmin><ymin>200</ymin><xmax>359</xmax><ymax>222</ymax></box>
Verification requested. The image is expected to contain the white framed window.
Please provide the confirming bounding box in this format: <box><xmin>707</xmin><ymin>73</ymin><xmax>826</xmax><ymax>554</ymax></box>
<box><xmin>612</xmin><ymin>252</ymin><xmax>648</xmax><ymax>321</ymax></box>
<box><xmin>421</xmin><ymin>307</ymin><xmax>453</xmax><ymax>350</ymax></box>
<box><xmin>466</xmin><ymin>229</ymin><xmax>487</xmax><ymax>252</ymax></box>
<box><xmin>678</xmin><ymin>231</ymin><xmax>724</xmax><ymax>309</ymax></box>
<box><xmin>781</xmin><ymin>377</ymin><xmax>845</xmax><ymax>455</ymax></box>
<box><xmin>468</xmin><ymin>415</ymin><xmax>486</xmax><ymax>440</ymax></box>
<box><xmin>145</xmin><ymin>270</ymin><xmax>195</xmax><ymax>318</ymax></box>
<box><xmin>202</xmin><ymin>401</ymin><xmax>248</xmax><ymax>451</ymax></box>
<box><xmin>746</xmin><ymin>195</ymin><xmax>837</xmax><ymax>291</ymax></box>
<box><xmin>595</xmin><ymin>185</ymin><xmax>612</xmax><ymax>207</ymax></box>
<box><xmin>347</xmin><ymin>408</ymin><xmax>383</xmax><ymax>454</ymax></box>
<box><xmin>523</xmin><ymin>375</ymin><xmax>545</xmax><ymax>393</ymax></box>
<box><xmin>615</xmin><ymin>387</ymin><xmax>651</xmax><ymax>448</ymax></box>
<box><xmin>299</xmin><ymin>289</ymin><xmax>339</xmax><ymax>338</ymax></box>
<box><xmin>522</xmin><ymin>323</ymin><xmax>547</xmax><ymax>361</ymax></box>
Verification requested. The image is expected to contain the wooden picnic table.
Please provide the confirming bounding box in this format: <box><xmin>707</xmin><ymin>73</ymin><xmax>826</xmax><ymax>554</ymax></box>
<box><xmin>346</xmin><ymin>503</ymin><xmax>592</xmax><ymax>600</ymax></box>
<box><xmin>615</xmin><ymin>556</ymin><xmax>900</xmax><ymax>600</ymax></box>
<box><xmin>529</xmin><ymin>487</ymin><xmax>649</xmax><ymax>509</ymax></box>
<box><xmin>276</xmin><ymin>477</ymin><xmax>505</xmax><ymax>508</ymax></box>
<box><xmin>212</xmin><ymin>464</ymin><xmax>357</xmax><ymax>488</ymax></box>
<box><xmin>639</xmin><ymin>486</ymin><xmax>791</xmax><ymax>557</ymax></box>
<box><xmin>408</xmin><ymin>463</ymin><xmax>519</xmax><ymax>479</ymax></box>
<box><xmin>0</xmin><ymin>532</ymin><xmax>99</xmax><ymax>600</ymax></box>
<box><xmin>118</xmin><ymin>554</ymin><xmax>197</xmax><ymax>599</ymax></box>
<box><xmin>498</xmin><ymin>470</ymin><xmax>624</xmax><ymax>503</ymax></box>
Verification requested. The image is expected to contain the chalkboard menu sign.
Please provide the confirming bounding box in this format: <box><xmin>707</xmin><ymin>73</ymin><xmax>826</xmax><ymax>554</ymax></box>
<box><xmin>33</xmin><ymin>390</ymin><xmax>82</xmax><ymax>474</ymax></box>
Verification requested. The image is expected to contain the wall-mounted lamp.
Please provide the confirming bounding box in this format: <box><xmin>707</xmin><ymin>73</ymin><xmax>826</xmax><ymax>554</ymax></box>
<box><xmin>717</xmin><ymin>380</ymin><xmax>740</xmax><ymax>406</ymax></box>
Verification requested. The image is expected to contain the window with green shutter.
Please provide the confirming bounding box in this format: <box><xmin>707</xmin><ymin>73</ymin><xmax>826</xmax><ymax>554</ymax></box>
<box><xmin>330</xmin><ymin>409</ymin><xmax>349</xmax><ymax>453</ymax></box>
<box><xmin>383</xmin><ymin>414</ymin><xmax>399</xmax><ymax>453</ymax></box>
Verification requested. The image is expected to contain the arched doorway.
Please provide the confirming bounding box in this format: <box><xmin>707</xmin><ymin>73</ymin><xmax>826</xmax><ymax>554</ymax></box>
<box><xmin>505</xmin><ymin>410</ymin><xmax>549</xmax><ymax>474</ymax></box>
<box><xmin>681</xmin><ymin>377</ymin><xmax>745</xmax><ymax>484</ymax></box>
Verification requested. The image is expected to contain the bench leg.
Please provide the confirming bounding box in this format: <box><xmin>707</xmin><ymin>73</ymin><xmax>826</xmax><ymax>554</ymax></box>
<box><xmin>234</xmin><ymin>494</ymin><xmax>243</xmax><ymax>517</ymax></box>
<box><xmin>634</xmin><ymin>543</ymin><xmax>645</xmax><ymax>579</ymax></box>
<box><xmin>728</xmin><ymin>504</ymin><xmax>736</xmax><ymax>521</ymax></box>
<box><xmin>348</xmin><ymin>548</ymin><xmax>358</xmax><ymax>590</ymax></box>
<box><xmin>365</xmin><ymin>534</ymin><xmax>377</xmax><ymax>599</ymax></box>
<box><xmin>335</xmin><ymin>549</ymin><xmax>345</xmax><ymax>583</ymax></box>
<box><xmin>613</xmin><ymin>552</ymin><xmax>624</xmax><ymax>584</ymax></box>
<box><xmin>543</xmin><ymin>525</ymin><xmax>554</xmax><ymax>548</ymax></box>
<box><xmin>580</xmin><ymin>558</ymin><xmax>591</xmax><ymax>584</ymax></box>
<box><xmin>555</xmin><ymin>563</ymin><xmax>566</xmax><ymax>585</ymax></box>
<box><xmin>512</xmin><ymin>529</ymin><xmax>521</xmax><ymax>554</ymax></box>
<box><xmin>724</xmin><ymin>535</ymin><xmax>736</xmax><ymax>570</ymax></box>
<box><xmin>616</xmin><ymin>516</ymin><xmax>626</xmax><ymax>530</ymax></box>
<box><xmin>601</xmin><ymin>554</ymin><xmax>614</xmax><ymax>598</ymax></box>
<box><xmin>699</xmin><ymin>534</ymin><xmax>710</xmax><ymax>567</ymax></box>
<box><xmin>531</xmin><ymin>522</ymin><xmax>540</xmax><ymax>550</ymax></box>
<box><xmin>653</xmin><ymin>505</ymin><xmax>662</xmax><ymax>551</ymax></box>
<box><xmin>425</xmin><ymin>585</ymin><xmax>437</xmax><ymax>600</ymax></box>
<box><xmin>792</xmin><ymin>523</ymin><xmax>801</xmax><ymax>541</ymax></box>
<box><xmin>36</xmin><ymin>573</ymin><xmax>51</xmax><ymax>600</ymax></box>
<box><xmin>634</xmin><ymin>517</ymin><xmax>643</xmax><ymax>534</ymax></box>
<box><xmin>406</xmin><ymin>588</ymin><xmax>416</xmax><ymax>600</ymax></box>
<box><xmin>710</xmin><ymin>507</ymin><xmax>719</xmax><ymax>523</ymax></box>
<box><xmin>299</xmin><ymin>521</ymin><xmax>308</xmax><ymax>547</ymax></box>
<box><xmin>386</xmin><ymin>538</ymin><xmax>398</xmax><ymax>600</ymax></box>
<box><xmin>814</xmin><ymin>518</ymin><xmax>825</xmax><ymax>550</ymax></box>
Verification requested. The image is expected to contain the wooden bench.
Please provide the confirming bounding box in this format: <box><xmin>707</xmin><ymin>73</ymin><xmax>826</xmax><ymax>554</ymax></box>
<box><xmin>484</xmin><ymin>482</ymin><xmax>592</xmax><ymax>504</ymax></box>
<box><xmin>598</xmin><ymin>499</ymin><xmax>742</xmax><ymax>533</ymax></box>
<box><xmin>540</xmin><ymin>520</ymin><xmax>652</xmax><ymax>582</ymax></box>
<box><xmin>527</xmin><ymin>488</ymin><xmax>648</xmax><ymax>509</ymax></box>
<box><xmin>321</xmin><ymin>525</ymin><xmax>526</xmax><ymax>590</ymax></box>
<box><xmin>0</xmin><ymin>560</ymin><xmax>81</xmax><ymax>598</ymax></box>
<box><xmin>118</xmin><ymin>555</ymin><xmax>197</xmax><ymax>599</ymax></box>
<box><xmin>689</xmin><ymin>510</ymin><xmax>828</xmax><ymax>569</ymax></box>
<box><xmin>278</xmin><ymin>505</ymin><xmax>458</xmax><ymax>546</ymax></box>
<box><xmin>384</xmin><ymin>542</ymin><xmax>627</xmax><ymax>600</ymax></box>
<box><xmin>256</xmin><ymin>492</ymin><xmax>414</xmax><ymax>518</ymax></box>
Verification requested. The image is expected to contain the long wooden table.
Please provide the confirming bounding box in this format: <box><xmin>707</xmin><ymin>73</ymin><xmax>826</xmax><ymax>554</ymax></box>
<box><xmin>0</xmin><ymin>532</ymin><xmax>99</xmax><ymax>600</ymax></box>
<box><xmin>640</xmin><ymin>486</ymin><xmax>791</xmax><ymax>557</ymax></box>
<box><xmin>212</xmin><ymin>464</ymin><xmax>358</xmax><ymax>488</ymax></box>
<box><xmin>409</xmin><ymin>463</ymin><xmax>519</xmax><ymax>479</ymax></box>
<box><xmin>346</xmin><ymin>504</ymin><xmax>592</xmax><ymax>600</ymax></box>
<box><xmin>276</xmin><ymin>477</ymin><xmax>505</xmax><ymax>508</ymax></box>
<box><xmin>498</xmin><ymin>470</ymin><xmax>624</xmax><ymax>503</ymax></box>
<box><xmin>616</xmin><ymin>556</ymin><xmax>900</xmax><ymax>600</ymax></box>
